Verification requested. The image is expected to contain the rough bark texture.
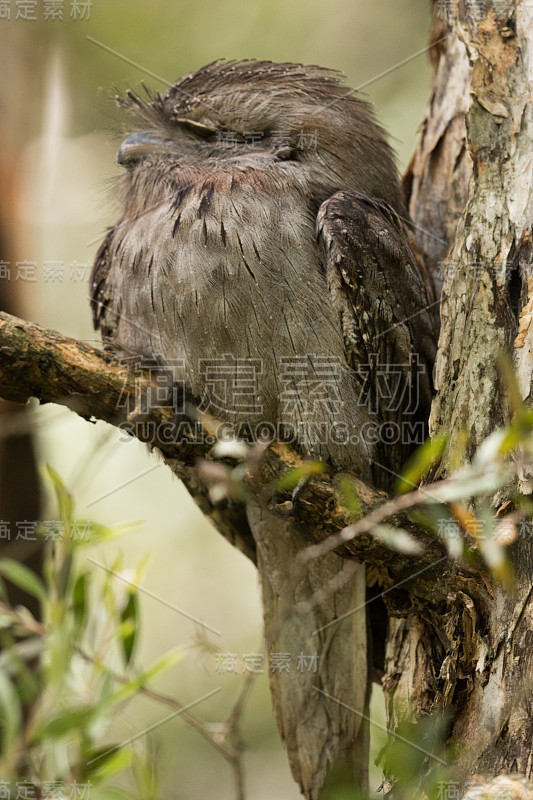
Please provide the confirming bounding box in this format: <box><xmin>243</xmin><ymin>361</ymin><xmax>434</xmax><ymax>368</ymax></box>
<box><xmin>2</xmin><ymin>6</ymin><xmax>533</xmax><ymax>795</ymax></box>
<box><xmin>0</xmin><ymin>311</ymin><xmax>257</xmax><ymax>563</ymax></box>
<box><xmin>0</xmin><ymin>309</ymin><xmax>511</xmax><ymax>796</ymax></box>
<box><xmin>403</xmin><ymin>18</ymin><xmax>472</xmax><ymax>300</ymax></box>
<box><xmin>383</xmin><ymin>2</ymin><xmax>533</xmax><ymax>797</ymax></box>
<box><xmin>430</xmin><ymin>9</ymin><xmax>530</xmax><ymax>462</ymax></box>
<box><xmin>0</xmin><ymin>310</ymin><xmax>479</xmax><ymax>596</ymax></box>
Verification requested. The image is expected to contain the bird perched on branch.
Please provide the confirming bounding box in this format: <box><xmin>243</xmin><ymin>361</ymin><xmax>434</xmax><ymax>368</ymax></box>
<box><xmin>90</xmin><ymin>60</ymin><xmax>437</xmax><ymax>799</ymax></box>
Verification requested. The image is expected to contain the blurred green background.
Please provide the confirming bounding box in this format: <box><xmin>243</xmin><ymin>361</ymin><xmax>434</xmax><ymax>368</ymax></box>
<box><xmin>0</xmin><ymin>1</ymin><xmax>431</xmax><ymax>797</ymax></box>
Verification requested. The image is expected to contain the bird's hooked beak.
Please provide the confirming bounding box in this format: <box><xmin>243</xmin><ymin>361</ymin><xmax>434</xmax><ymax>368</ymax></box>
<box><xmin>116</xmin><ymin>131</ymin><xmax>182</xmax><ymax>166</ymax></box>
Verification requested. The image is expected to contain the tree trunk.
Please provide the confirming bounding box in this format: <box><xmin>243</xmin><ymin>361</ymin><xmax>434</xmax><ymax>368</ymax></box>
<box><xmin>383</xmin><ymin>2</ymin><xmax>533</xmax><ymax>796</ymax></box>
<box><xmin>2</xmin><ymin>5</ymin><xmax>533</xmax><ymax>799</ymax></box>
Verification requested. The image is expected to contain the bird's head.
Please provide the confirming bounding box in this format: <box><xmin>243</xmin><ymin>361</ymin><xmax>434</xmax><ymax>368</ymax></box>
<box><xmin>115</xmin><ymin>59</ymin><xmax>404</xmax><ymax>212</ymax></box>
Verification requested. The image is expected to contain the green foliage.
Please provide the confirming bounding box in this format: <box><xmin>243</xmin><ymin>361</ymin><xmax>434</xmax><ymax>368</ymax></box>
<box><xmin>276</xmin><ymin>460</ymin><xmax>329</xmax><ymax>491</ymax></box>
<box><xmin>2</xmin><ymin>396</ymin><xmax>532</xmax><ymax>799</ymax></box>
<box><xmin>0</xmin><ymin>467</ymin><xmax>179</xmax><ymax>800</ymax></box>
<box><xmin>0</xmin><ymin>559</ymin><xmax>47</xmax><ymax>603</ymax></box>
<box><xmin>391</xmin><ymin>406</ymin><xmax>533</xmax><ymax>580</ymax></box>
<box><xmin>378</xmin><ymin>709</ymin><xmax>454</xmax><ymax>800</ymax></box>
<box><xmin>396</xmin><ymin>434</ymin><xmax>448</xmax><ymax>495</ymax></box>
<box><xmin>338</xmin><ymin>477</ymin><xmax>363</xmax><ymax>521</ymax></box>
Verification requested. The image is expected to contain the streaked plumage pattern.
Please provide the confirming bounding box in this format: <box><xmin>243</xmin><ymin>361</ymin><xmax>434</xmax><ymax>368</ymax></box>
<box><xmin>90</xmin><ymin>60</ymin><xmax>437</xmax><ymax>799</ymax></box>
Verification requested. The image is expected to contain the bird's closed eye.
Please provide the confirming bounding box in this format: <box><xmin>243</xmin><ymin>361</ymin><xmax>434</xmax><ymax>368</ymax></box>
<box><xmin>174</xmin><ymin>117</ymin><xmax>219</xmax><ymax>137</ymax></box>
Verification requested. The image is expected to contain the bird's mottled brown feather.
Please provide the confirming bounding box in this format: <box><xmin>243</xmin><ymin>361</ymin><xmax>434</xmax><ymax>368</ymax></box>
<box><xmin>90</xmin><ymin>59</ymin><xmax>438</xmax><ymax>800</ymax></box>
<box><xmin>317</xmin><ymin>190</ymin><xmax>436</xmax><ymax>485</ymax></box>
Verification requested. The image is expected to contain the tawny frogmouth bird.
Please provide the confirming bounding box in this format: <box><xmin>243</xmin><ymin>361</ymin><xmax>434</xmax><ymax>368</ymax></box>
<box><xmin>90</xmin><ymin>60</ymin><xmax>436</xmax><ymax>799</ymax></box>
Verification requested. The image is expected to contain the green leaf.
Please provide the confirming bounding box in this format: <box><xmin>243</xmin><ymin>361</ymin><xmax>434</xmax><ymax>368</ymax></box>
<box><xmin>434</xmin><ymin>467</ymin><xmax>510</xmax><ymax>502</ymax></box>
<box><xmin>0</xmin><ymin>637</ymin><xmax>45</xmax><ymax>673</ymax></box>
<box><xmin>0</xmin><ymin>559</ymin><xmax>46</xmax><ymax>602</ymax></box>
<box><xmin>44</xmin><ymin>464</ymin><xmax>73</xmax><ymax>526</ymax></box>
<box><xmin>32</xmin><ymin>705</ymin><xmax>95</xmax><ymax>740</ymax></box>
<box><xmin>276</xmin><ymin>461</ymin><xmax>328</xmax><ymax>491</ymax></box>
<box><xmin>119</xmin><ymin>591</ymin><xmax>139</xmax><ymax>665</ymax></box>
<box><xmin>83</xmin><ymin>745</ymin><xmax>132</xmax><ymax>783</ymax></box>
<box><xmin>372</xmin><ymin>525</ymin><xmax>423</xmax><ymax>555</ymax></box>
<box><xmin>131</xmin><ymin>739</ymin><xmax>159</xmax><ymax>799</ymax></box>
<box><xmin>89</xmin><ymin>745</ymin><xmax>132</xmax><ymax>781</ymax></box>
<box><xmin>497</xmin><ymin>409</ymin><xmax>533</xmax><ymax>455</ymax></box>
<box><xmin>112</xmin><ymin>648</ymin><xmax>183</xmax><ymax>704</ymax></box>
<box><xmin>74</xmin><ymin>520</ymin><xmax>143</xmax><ymax>547</ymax></box>
<box><xmin>430</xmin><ymin>512</ymin><xmax>464</xmax><ymax>560</ymax></box>
<box><xmin>338</xmin><ymin>477</ymin><xmax>363</xmax><ymax>521</ymax></box>
<box><xmin>397</xmin><ymin>434</ymin><xmax>448</xmax><ymax>495</ymax></box>
<box><xmin>0</xmin><ymin>670</ymin><xmax>22</xmax><ymax>750</ymax></box>
<box><xmin>72</xmin><ymin>572</ymin><xmax>88</xmax><ymax>628</ymax></box>
<box><xmin>58</xmin><ymin>551</ymin><xmax>74</xmax><ymax>598</ymax></box>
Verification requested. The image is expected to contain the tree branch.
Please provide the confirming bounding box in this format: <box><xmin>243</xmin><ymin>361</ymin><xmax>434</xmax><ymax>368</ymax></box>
<box><xmin>0</xmin><ymin>311</ymin><xmax>256</xmax><ymax>562</ymax></box>
<box><xmin>0</xmin><ymin>310</ymin><xmax>485</xmax><ymax>613</ymax></box>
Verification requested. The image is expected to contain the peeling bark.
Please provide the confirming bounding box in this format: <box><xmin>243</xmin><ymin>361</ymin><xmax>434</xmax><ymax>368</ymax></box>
<box><xmin>0</xmin><ymin>310</ymin><xmax>476</xmax><ymax>598</ymax></box>
<box><xmin>2</xmin><ymin>6</ymin><xmax>533</xmax><ymax>793</ymax></box>
<box><xmin>383</xmin><ymin>2</ymin><xmax>533</xmax><ymax>796</ymax></box>
<box><xmin>403</xmin><ymin>19</ymin><xmax>472</xmax><ymax>300</ymax></box>
<box><xmin>431</xmin><ymin>4</ymin><xmax>533</xmax><ymax>463</ymax></box>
